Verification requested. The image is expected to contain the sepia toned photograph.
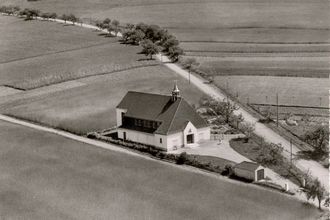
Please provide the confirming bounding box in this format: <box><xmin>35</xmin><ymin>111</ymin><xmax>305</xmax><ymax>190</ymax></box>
<box><xmin>0</xmin><ymin>0</ymin><xmax>329</xmax><ymax>219</ymax></box>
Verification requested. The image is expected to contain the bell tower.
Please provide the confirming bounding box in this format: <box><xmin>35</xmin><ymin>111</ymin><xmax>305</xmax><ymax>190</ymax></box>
<box><xmin>171</xmin><ymin>81</ymin><xmax>180</xmax><ymax>101</ymax></box>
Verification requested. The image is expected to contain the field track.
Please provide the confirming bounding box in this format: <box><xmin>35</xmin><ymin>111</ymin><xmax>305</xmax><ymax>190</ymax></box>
<box><xmin>0</xmin><ymin>41</ymin><xmax>117</xmax><ymax>65</ymax></box>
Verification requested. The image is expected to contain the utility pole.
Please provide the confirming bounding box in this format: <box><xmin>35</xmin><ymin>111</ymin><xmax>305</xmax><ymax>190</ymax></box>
<box><xmin>188</xmin><ymin>70</ymin><xmax>190</xmax><ymax>84</ymax></box>
<box><xmin>276</xmin><ymin>93</ymin><xmax>279</xmax><ymax>127</ymax></box>
<box><xmin>290</xmin><ymin>139</ymin><xmax>293</xmax><ymax>166</ymax></box>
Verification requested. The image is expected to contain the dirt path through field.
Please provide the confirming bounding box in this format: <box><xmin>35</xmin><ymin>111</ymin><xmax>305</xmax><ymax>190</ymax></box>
<box><xmin>156</xmin><ymin>54</ymin><xmax>329</xmax><ymax>190</ymax></box>
<box><xmin>0</xmin><ymin>41</ymin><xmax>115</xmax><ymax>65</ymax></box>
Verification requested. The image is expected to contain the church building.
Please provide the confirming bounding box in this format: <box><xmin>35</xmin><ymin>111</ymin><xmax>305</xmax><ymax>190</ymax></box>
<box><xmin>116</xmin><ymin>83</ymin><xmax>210</xmax><ymax>151</ymax></box>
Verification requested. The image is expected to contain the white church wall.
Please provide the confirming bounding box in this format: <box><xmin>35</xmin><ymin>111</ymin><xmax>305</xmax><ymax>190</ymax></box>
<box><xmin>117</xmin><ymin>128</ymin><xmax>168</xmax><ymax>151</ymax></box>
<box><xmin>116</xmin><ymin>108</ymin><xmax>127</xmax><ymax>127</ymax></box>
<box><xmin>154</xmin><ymin>134</ymin><xmax>168</xmax><ymax>150</ymax></box>
<box><xmin>166</xmin><ymin>132</ymin><xmax>184</xmax><ymax>151</ymax></box>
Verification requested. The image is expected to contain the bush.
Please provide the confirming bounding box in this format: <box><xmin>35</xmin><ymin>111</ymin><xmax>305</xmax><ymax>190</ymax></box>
<box><xmin>256</xmin><ymin>142</ymin><xmax>284</xmax><ymax>165</ymax></box>
<box><xmin>222</xmin><ymin>164</ymin><xmax>234</xmax><ymax>176</ymax></box>
<box><xmin>258</xmin><ymin>118</ymin><xmax>273</xmax><ymax>124</ymax></box>
<box><xmin>156</xmin><ymin>151</ymin><xmax>165</xmax><ymax>159</ymax></box>
<box><xmin>86</xmin><ymin>132</ymin><xmax>99</xmax><ymax>139</ymax></box>
<box><xmin>176</xmin><ymin>152</ymin><xmax>188</xmax><ymax>164</ymax></box>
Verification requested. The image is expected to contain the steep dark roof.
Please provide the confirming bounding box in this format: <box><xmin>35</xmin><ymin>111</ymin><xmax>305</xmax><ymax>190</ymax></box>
<box><xmin>234</xmin><ymin>161</ymin><xmax>261</xmax><ymax>172</ymax></box>
<box><xmin>117</xmin><ymin>91</ymin><xmax>208</xmax><ymax>135</ymax></box>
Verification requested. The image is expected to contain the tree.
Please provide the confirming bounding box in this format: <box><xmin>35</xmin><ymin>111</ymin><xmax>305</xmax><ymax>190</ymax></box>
<box><xmin>122</xmin><ymin>29</ymin><xmax>145</xmax><ymax>45</ymax></box>
<box><xmin>95</xmin><ymin>20</ymin><xmax>103</xmax><ymax>30</ymax></box>
<box><xmin>67</xmin><ymin>13</ymin><xmax>78</xmax><ymax>25</ymax></box>
<box><xmin>130</xmin><ymin>29</ymin><xmax>145</xmax><ymax>45</ymax></box>
<box><xmin>240</xmin><ymin>122</ymin><xmax>255</xmax><ymax>142</ymax></box>
<box><xmin>168</xmin><ymin>46</ymin><xmax>183</xmax><ymax>62</ymax></box>
<box><xmin>3</xmin><ymin>5</ymin><xmax>20</xmax><ymax>15</ymax></box>
<box><xmin>324</xmin><ymin>195</ymin><xmax>330</xmax><ymax>207</ymax></box>
<box><xmin>231</xmin><ymin>113</ymin><xmax>244</xmax><ymax>129</ymax></box>
<box><xmin>122</xmin><ymin>30</ymin><xmax>133</xmax><ymax>43</ymax></box>
<box><xmin>60</xmin><ymin>14</ymin><xmax>68</xmax><ymax>23</ymax></box>
<box><xmin>111</xmin><ymin>19</ymin><xmax>120</xmax><ymax>36</ymax></box>
<box><xmin>162</xmin><ymin>36</ymin><xmax>179</xmax><ymax>52</ymax></box>
<box><xmin>145</xmin><ymin>24</ymin><xmax>161</xmax><ymax>42</ymax></box>
<box><xmin>305</xmin><ymin>177</ymin><xmax>327</xmax><ymax>209</ymax></box>
<box><xmin>49</xmin><ymin>12</ymin><xmax>57</xmax><ymax>20</ymax></box>
<box><xmin>304</xmin><ymin>126</ymin><xmax>329</xmax><ymax>155</ymax></box>
<box><xmin>256</xmin><ymin>142</ymin><xmax>283</xmax><ymax>165</ymax></box>
<box><xmin>135</xmin><ymin>22</ymin><xmax>148</xmax><ymax>34</ymax></box>
<box><xmin>41</xmin><ymin>12</ymin><xmax>51</xmax><ymax>20</ymax></box>
<box><xmin>182</xmin><ymin>58</ymin><xmax>199</xmax><ymax>72</ymax></box>
<box><xmin>125</xmin><ymin>23</ymin><xmax>135</xmax><ymax>30</ymax></box>
<box><xmin>30</xmin><ymin>9</ymin><xmax>40</xmax><ymax>19</ymax></box>
<box><xmin>158</xmin><ymin>29</ymin><xmax>170</xmax><ymax>46</ymax></box>
<box><xmin>103</xmin><ymin>18</ymin><xmax>111</xmax><ymax>25</ymax></box>
<box><xmin>141</xmin><ymin>39</ymin><xmax>160</xmax><ymax>59</ymax></box>
<box><xmin>20</xmin><ymin>8</ymin><xmax>39</xmax><ymax>20</ymax></box>
<box><xmin>201</xmin><ymin>97</ymin><xmax>239</xmax><ymax>124</ymax></box>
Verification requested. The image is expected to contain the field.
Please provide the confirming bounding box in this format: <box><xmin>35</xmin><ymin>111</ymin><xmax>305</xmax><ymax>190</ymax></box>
<box><xmin>0</xmin><ymin>120</ymin><xmax>320</xmax><ymax>220</ymax></box>
<box><xmin>0</xmin><ymin>16</ymin><xmax>157</xmax><ymax>90</ymax></box>
<box><xmin>213</xmin><ymin>75</ymin><xmax>329</xmax><ymax>108</ymax></box>
<box><xmin>2</xmin><ymin>0</ymin><xmax>329</xmax><ymax>79</ymax></box>
<box><xmin>3</xmin><ymin>0</ymin><xmax>329</xmax><ymax>41</ymax></box>
<box><xmin>193</xmin><ymin>56</ymin><xmax>329</xmax><ymax>78</ymax></box>
<box><xmin>0</xmin><ymin>65</ymin><xmax>205</xmax><ymax>134</ymax></box>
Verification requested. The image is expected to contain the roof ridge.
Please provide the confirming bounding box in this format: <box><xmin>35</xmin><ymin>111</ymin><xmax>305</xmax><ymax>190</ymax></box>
<box><xmin>127</xmin><ymin>91</ymin><xmax>171</xmax><ymax>97</ymax></box>
<box><xmin>165</xmin><ymin>99</ymin><xmax>183</xmax><ymax>135</ymax></box>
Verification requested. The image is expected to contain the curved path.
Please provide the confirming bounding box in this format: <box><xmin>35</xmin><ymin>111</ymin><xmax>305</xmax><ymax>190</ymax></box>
<box><xmin>156</xmin><ymin>54</ymin><xmax>329</xmax><ymax>189</ymax></box>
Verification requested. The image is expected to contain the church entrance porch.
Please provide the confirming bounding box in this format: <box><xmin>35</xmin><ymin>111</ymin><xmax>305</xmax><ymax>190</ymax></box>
<box><xmin>186</xmin><ymin>134</ymin><xmax>194</xmax><ymax>144</ymax></box>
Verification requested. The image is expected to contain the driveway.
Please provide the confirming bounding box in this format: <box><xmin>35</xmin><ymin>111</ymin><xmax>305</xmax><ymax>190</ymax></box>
<box><xmin>170</xmin><ymin>134</ymin><xmax>249</xmax><ymax>163</ymax></box>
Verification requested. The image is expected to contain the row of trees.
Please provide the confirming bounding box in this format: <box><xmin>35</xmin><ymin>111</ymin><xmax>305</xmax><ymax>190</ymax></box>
<box><xmin>60</xmin><ymin>13</ymin><xmax>79</xmax><ymax>25</ymax></box>
<box><xmin>0</xmin><ymin>5</ymin><xmax>80</xmax><ymax>25</ymax></box>
<box><xmin>1</xmin><ymin>5</ymin><xmax>183</xmax><ymax>62</ymax></box>
<box><xmin>121</xmin><ymin>22</ymin><xmax>183</xmax><ymax>61</ymax></box>
<box><xmin>95</xmin><ymin>18</ymin><xmax>120</xmax><ymax>36</ymax></box>
<box><xmin>0</xmin><ymin>5</ymin><xmax>20</xmax><ymax>15</ymax></box>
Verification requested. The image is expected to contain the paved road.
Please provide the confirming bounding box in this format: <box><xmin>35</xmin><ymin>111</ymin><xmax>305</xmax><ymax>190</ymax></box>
<box><xmin>156</xmin><ymin>54</ymin><xmax>329</xmax><ymax>190</ymax></box>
